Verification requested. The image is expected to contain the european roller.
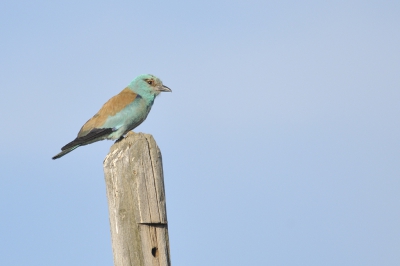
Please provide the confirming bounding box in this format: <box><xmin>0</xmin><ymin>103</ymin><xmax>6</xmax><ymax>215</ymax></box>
<box><xmin>52</xmin><ymin>74</ymin><xmax>171</xmax><ymax>160</ymax></box>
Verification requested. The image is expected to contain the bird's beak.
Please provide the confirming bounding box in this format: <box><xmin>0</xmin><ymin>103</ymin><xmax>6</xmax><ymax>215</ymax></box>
<box><xmin>157</xmin><ymin>85</ymin><xmax>172</xmax><ymax>92</ymax></box>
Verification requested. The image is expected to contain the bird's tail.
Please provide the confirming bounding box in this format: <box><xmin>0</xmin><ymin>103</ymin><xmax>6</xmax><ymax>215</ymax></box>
<box><xmin>52</xmin><ymin>145</ymin><xmax>80</xmax><ymax>160</ymax></box>
<box><xmin>52</xmin><ymin>128</ymin><xmax>114</xmax><ymax>160</ymax></box>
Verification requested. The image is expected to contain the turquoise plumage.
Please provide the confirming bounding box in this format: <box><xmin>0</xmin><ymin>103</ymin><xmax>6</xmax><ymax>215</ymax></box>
<box><xmin>52</xmin><ymin>74</ymin><xmax>171</xmax><ymax>160</ymax></box>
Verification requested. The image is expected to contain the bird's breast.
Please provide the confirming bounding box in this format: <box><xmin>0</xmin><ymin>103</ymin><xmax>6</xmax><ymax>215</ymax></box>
<box><xmin>102</xmin><ymin>95</ymin><xmax>154</xmax><ymax>130</ymax></box>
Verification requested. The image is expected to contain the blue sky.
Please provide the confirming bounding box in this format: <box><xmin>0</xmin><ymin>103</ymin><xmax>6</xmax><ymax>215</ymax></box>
<box><xmin>1</xmin><ymin>1</ymin><xmax>399</xmax><ymax>265</ymax></box>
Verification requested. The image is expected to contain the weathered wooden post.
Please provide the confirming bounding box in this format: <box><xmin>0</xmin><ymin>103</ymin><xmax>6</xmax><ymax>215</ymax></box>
<box><xmin>103</xmin><ymin>131</ymin><xmax>171</xmax><ymax>266</ymax></box>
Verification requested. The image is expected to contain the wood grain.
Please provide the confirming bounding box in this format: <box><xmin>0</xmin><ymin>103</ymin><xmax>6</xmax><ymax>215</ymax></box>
<box><xmin>103</xmin><ymin>131</ymin><xmax>170</xmax><ymax>266</ymax></box>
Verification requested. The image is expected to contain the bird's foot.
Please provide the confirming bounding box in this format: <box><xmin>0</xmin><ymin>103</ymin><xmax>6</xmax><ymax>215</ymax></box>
<box><xmin>114</xmin><ymin>136</ymin><xmax>125</xmax><ymax>143</ymax></box>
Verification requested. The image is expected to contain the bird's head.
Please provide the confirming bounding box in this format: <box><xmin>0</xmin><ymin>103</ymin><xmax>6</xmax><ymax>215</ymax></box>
<box><xmin>129</xmin><ymin>74</ymin><xmax>172</xmax><ymax>96</ymax></box>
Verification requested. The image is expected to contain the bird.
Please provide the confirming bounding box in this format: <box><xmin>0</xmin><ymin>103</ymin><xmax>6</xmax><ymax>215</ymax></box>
<box><xmin>52</xmin><ymin>74</ymin><xmax>171</xmax><ymax>160</ymax></box>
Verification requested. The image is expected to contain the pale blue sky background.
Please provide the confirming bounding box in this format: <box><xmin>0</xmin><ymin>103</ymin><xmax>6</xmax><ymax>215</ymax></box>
<box><xmin>1</xmin><ymin>1</ymin><xmax>399</xmax><ymax>265</ymax></box>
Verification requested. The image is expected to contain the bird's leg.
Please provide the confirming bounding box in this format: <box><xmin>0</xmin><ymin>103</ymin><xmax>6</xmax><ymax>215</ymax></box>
<box><xmin>114</xmin><ymin>136</ymin><xmax>125</xmax><ymax>143</ymax></box>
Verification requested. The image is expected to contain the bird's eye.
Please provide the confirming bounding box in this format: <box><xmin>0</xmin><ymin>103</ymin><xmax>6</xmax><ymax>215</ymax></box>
<box><xmin>147</xmin><ymin>80</ymin><xmax>153</xmax><ymax>85</ymax></box>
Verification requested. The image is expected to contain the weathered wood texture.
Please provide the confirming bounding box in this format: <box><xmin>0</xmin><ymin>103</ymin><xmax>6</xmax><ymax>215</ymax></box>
<box><xmin>103</xmin><ymin>131</ymin><xmax>170</xmax><ymax>266</ymax></box>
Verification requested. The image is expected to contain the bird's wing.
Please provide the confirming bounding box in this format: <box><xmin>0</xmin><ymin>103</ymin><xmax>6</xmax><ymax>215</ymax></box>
<box><xmin>77</xmin><ymin>88</ymin><xmax>138</xmax><ymax>137</ymax></box>
<box><xmin>61</xmin><ymin>128</ymin><xmax>115</xmax><ymax>150</ymax></box>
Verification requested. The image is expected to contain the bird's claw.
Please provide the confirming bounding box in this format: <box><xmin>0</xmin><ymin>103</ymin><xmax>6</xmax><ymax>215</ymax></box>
<box><xmin>115</xmin><ymin>136</ymin><xmax>125</xmax><ymax>143</ymax></box>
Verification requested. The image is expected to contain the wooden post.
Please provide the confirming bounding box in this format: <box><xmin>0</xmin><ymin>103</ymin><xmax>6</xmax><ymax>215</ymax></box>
<box><xmin>103</xmin><ymin>131</ymin><xmax>171</xmax><ymax>266</ymax></box>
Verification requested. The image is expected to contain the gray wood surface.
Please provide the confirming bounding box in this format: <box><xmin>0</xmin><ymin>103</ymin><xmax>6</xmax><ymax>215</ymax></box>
<box><xmin>103</xmin><ymin>132</ymin><xmax>170</xmax><ymax>266</ymax></box>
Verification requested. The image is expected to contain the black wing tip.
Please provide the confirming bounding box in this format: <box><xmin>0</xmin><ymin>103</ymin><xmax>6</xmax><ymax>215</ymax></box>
<box><xmin>52</xmin><ymin>150</ymin><xmax>70</xmax><ymax>160</ymax></box>
<box><xmin>62</xmin><ymin>128</ymin><xmax>114</xmax><ymax>150</ymax></box>
<box><xmin>52</xmin><ymin>145</ymin><xmax>81</xmax><ymax>160</ymax></box>
<box><xmin>52</xmin><ymin>128</ymin><xmax>114</xmax><ymax>160</ymax></box>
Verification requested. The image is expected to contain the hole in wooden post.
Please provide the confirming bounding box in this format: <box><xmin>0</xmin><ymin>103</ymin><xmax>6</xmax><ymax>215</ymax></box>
<box><xmin>151</xmin><ymin>247</ymin><xmax>158</xmax><ymax>257</ymax></box>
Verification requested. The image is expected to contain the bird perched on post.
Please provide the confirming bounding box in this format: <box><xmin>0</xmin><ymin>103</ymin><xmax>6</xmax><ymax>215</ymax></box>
<box><xmin>52</xmin><ymin>74</ymin><xmax>171</xmax><ymax>160</ymax></box>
